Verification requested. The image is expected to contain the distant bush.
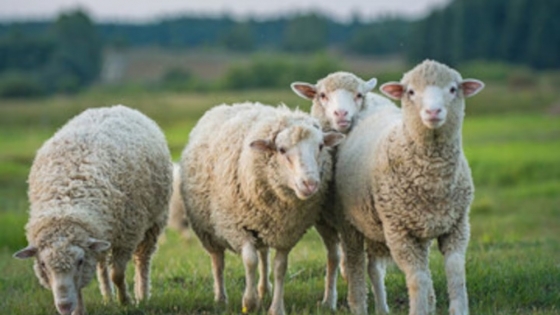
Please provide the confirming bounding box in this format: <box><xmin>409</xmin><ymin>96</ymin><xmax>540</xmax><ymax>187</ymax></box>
<box><xmin>221</xmin><ymin>54</ymin><xmax>341</xmax><ymax>90</ymax></box>
<box><xmin>0</xmin><ymin>72</ymin><xmax>45</xmax><ymax>98</ymax></box>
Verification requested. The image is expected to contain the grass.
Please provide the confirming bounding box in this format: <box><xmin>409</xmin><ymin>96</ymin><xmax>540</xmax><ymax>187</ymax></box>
<box><xmin>0</xmin><ymin>84</ymin><xmax>559</xmax><ymax>314</ymax></box>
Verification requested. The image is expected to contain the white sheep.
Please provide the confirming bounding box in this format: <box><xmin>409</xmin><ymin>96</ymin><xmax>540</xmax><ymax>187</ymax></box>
<box><xmin>291</xmin><ymin>71</ymin><xmax>394</xmax><ymax>310</ymax></box>
<box><xmin>13</xmin><ymin>105</ymin><xmax>173</xmax><ymax>315</ymax></box>
<box><xmin>180</xmin><ymin>102</ymin><xmax>344</xmax><ymax>315</ymax></box>
<box><xmin>335</xmin><ymin>60</ymin><xmax>484</xmax><ymax>315</ymax></box>
<box><xmin>166</xmin><ymin>163</ymin><xmax>190</xmax><ymax>239</ymax></box>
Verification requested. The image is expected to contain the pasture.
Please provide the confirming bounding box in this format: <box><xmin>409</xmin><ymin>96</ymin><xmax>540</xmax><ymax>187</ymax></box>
<box><xmin>0</xmin><ymin>82</ymin><xmax>559</xmax><ymax>314</ymax></box>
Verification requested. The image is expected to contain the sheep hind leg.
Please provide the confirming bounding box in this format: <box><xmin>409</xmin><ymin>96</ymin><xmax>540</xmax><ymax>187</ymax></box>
<box><xmin>209</xmin><ymin>248</ymin><xmax>228</xmax><ymax>304</ymax></box>
<box><xmin>257</xmin><ymin>247</ymin><xmax>272</xmax><ymax>299</ymax></box>
<box><xmin>133</xmin><ymin>223</ymin><xmax>163</xmax><ymax>302</ymax></box>
<box><xmin>97</xmin><ymin>256</ymin><xmax>113</xmax><ymax>302</ymax></box>
<box><xmin>366</xmin><ymin>241</ymin><xmax>390</xmax><ymax>315</ymax></box>
<box><xmin>110</xmin><ymin>249</ymin><xmax>132</xmax><ymax>305</ymax></box>
<box><xmin>241</xmin><ymin>242</ymin><xmax>260</xmax><ymax>313</ymax></box>
<box><xmin>315</xmin><ymin>221</ymin><xmax>340</xmax><ymax>310</ymax></box>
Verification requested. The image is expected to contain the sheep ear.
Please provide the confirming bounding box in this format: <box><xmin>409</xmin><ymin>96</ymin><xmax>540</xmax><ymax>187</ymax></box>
<box><xmin>461</xmin><ymin>79</ymin><xmax>485</xmax><ymax>98</ymax></box>
<box><xmin>250</xmin><ymin>139</ymin><xmax>275</xmax><ymax>152</ymax></box>
<box><xmin>13</xmin><ymin>245</ymin><xmax>38</xmax><ymax>259</ymax></box>
<box><xmin>380</xmin><ymin>82</ymin><xmax>405</xmax><ymax>100</ymax></box>
<box><xmin>87</xmin><ymin>238</ymin><xmax>111</xmax><ymax>253</ymax></box>
<box><xmin>323</xmin><ymin>131</ymin><xmax>345</xmax><ymax>147</ymax></box>
<box><xmin>290</xmin><ymin>82</ymin><xmax>317</xmax><ymax>100</ymax></box>
<box><xmin>364</xmin><ymin>78</ymin><xmax>378</xmax><ymax>91</ymax></box>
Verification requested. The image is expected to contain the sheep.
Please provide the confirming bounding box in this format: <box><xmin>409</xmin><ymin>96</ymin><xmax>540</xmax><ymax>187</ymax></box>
<box><xmin>291</xmin><ymin>71</ymin><xmax>394</xmax><ymax>310</ymax></box>
<box><xmin>13</xmin><ymin>105</ymin><xmax>173</xmax><ymax>315</ymax></box>
<box><xmin>166</xmin><ymin>163</ymin><xmax>190</xmax><ymax>239</ymax></box>
<box><xmin>335</xmin><ymin>60</ymin><xmax>484</xmax><ymax>315</ymax></box>
<box><xmin>180</xmin><ymin>102</ymin><xmax>344</xmax><ymax>315</ymax></box>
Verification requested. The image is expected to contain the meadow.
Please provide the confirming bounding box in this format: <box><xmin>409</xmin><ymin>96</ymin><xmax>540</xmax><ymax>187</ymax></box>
<box><xmin>0</xmin><ymin>80</ymin><xmax>559</xmax><ymax>314</ymax></box>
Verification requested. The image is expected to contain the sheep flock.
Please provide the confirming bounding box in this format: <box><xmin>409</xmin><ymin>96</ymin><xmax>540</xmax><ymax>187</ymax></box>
<box><xmin>14</xmin><ymin>59</ymin><xmax>484</xmax><ymax>315</ymax></box>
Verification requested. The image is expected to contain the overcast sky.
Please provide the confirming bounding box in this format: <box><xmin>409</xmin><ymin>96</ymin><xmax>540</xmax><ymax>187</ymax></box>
<box><xmin>0</xmin><ymin>0</ymin><xmax>450</xmax><ymax>22</ymax></box>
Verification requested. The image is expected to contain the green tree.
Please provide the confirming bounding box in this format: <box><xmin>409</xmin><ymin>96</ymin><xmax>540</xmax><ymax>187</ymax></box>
<box><xmin>221</xmin><ymin>22</ymin><xmax>255</xmax><ymax>52</ymax></box>
<box><xmin>45</xmin><ymin>10</ymin><xmax>102</xmax><ymax>92</ymax></box>
<box><xmin>282</xmin><ymin>14</ymin><xmax>328</xmax><ymax>52</ymax></box>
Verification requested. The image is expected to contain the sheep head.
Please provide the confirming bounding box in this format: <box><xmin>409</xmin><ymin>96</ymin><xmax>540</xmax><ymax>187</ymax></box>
<box><xmin>250</xmin><ymin>121</ymin><xmax>344</xmax><ymax>200</ymax></box>
<box><xmin>291</xmin><ymin>72</ymin><xmax>377</xmax><ymax>133</ymax></box>
<box><xmin>380</xmin><ymin>60</ymin><xmax>484</xmax><ymax>130</ymax></box>
<box><xmin>14</xmin><ymin>235</ymin><xmax>110</xmax><ymax>315</ymax></box>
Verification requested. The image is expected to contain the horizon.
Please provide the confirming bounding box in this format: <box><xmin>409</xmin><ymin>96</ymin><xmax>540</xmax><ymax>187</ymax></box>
<box><xmin>0</xmin><ymin>0</ymin><xmax>450</xmax><ymax>23</ymax></box>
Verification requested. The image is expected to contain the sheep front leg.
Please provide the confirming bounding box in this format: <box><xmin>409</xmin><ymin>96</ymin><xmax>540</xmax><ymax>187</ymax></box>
<box><xmin>438</xmin><ymin>217</ymin><xmax>470</xmax><ymax>315</ymax></box>
<box><xmin>315</xmin><ymin>221</ymin><xmax>341</xmax><ymax>310</ymax></box>
<box><xmin>340</xmin><ymin>224</ymin><xmax>367</xmax><ymax>315</ymax></box>
<box><xmin>386</xmin><ymin>232</ymin><xmax>434</xmax><ymax>315</ymax></box>
<box><xmin>366</xmin><ymin>241</ymin><xmax>390</xmax><ymax>315</ymax></box>
<box><xmin>258</xmin><ymin>247</ymin><xmax>272</xmax><ymax>299</ymax></box>
<box><xmin>268</xmin><ymin>248</ymin><xmax>289</xmax><ymax>315</ymax></box>
<box><xmin>241</xmin><ymin>242</ymin><xmax>260</xmax><ymax>313</ymax></box>
<box><xmin>133</xmin><ymin>223</ymin><xmax>162</xmax><ymax>302</ymax></box>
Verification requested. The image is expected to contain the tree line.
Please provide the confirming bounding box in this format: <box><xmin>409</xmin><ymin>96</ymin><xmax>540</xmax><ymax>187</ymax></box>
<box><xmin>0</xmin><ymin>0</ymin><xmax>558</xmax><ymax>97</ymax></box>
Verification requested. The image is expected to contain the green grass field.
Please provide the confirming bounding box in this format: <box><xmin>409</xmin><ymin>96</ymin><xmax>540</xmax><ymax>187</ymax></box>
<box><xmin>0</xmin><ymin>84</ymin><xmax>559</xmax><ymax>315</ymax></box>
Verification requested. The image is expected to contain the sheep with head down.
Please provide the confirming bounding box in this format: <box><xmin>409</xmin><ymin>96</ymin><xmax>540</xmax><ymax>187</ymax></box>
<box><xmin>14</xmin><ymin>105</ymin><xmax>173</xmax><ymax>315</ymax></box>
<box><xmin>180</xmin><ymin>102</ymin><xmax>344</xmax><ymax>315</ymax></box>
<box><xmin>336</xmin><ymin>60</ymin><xmax>484</xmax><ymax>315</ymax></box>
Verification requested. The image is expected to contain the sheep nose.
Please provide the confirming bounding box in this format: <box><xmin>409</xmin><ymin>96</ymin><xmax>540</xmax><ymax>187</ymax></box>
<box><xmin>303</xmin><ymin>179</ymin><xmax>319</xmax><ymax>194</ymax></box>
<box><xmin>425</xmin><ymin>108</ymin><xmax>442</xmax><ymax>117</ymax></box>
<box><xmin>334</xmin><ymin>109</ymin><xmax>348</xmax><ymax>118</ymax></box>
<box><xmin>57</xmin><ymin>302</ymin><xmax>73</xmax><ymax>314</ymax></box>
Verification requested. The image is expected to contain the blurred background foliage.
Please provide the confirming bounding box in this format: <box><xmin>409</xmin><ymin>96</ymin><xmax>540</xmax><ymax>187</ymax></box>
<box><xmin>0</xmin><ymin>0</ymin><xmax>559</xmax><ymax>98</ymax></box>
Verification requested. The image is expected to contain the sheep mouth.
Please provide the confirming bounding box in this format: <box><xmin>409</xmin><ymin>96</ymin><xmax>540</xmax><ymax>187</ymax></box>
<box><xmin>422</xmin><ymin>117</ymin><xmax>445</xmax><ymax>129</ymax></box>
<box><xmin>335</xmin><ymin>120</ymin><xmax>351</xmax><ymax>130</ymax></box>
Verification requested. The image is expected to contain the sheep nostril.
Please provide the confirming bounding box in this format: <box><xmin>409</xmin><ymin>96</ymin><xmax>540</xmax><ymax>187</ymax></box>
<box><xmin>334</xmin><ymin>110</ymin><xmax>348</xmax><ymax>118</ymax></box>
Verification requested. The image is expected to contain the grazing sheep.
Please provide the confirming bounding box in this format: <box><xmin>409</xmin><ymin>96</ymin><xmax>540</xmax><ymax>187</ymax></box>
<box><xmin>14</xmin><ymin>105</ymin><xmax>173</xmax><ymax>315</ymax></box>
<box><xmin>291</xmin><ymin>71</ymin><xmax>394</xmax><ymax>310</ymax></box>
<box><xmin>166</xmin><ymin>163</ymin><xmax>190</xmax><ymax>239</ymax></box>
<box><xmin>180</xmin><ymin>102</ymin><xmax>344</xmax><ymax>315</ymax></box>
<box><xmin>336</xmin><ymin>60</ymin><xmax>484</xmax><ymax>315</ymax></box>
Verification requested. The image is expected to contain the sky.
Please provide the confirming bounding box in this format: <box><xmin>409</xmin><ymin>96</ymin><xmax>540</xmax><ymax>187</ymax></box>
<box><xmin>0</xmin><ymin>0</ymin><xmax>451</xmax><ymax>22</ymax></box>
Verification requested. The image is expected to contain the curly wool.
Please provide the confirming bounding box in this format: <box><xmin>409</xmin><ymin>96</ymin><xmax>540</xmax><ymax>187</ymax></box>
<box><xmin>25</xmin><ymin>105</ymin><xmax>172</xmax><ymax>291</ymax></box>
<box><xmin>180</xmin><ymin>102</ymin><xmax>333</xmax><ymax>252</ymax></box>
<box><xmin>336</xmin><ymin>60</ymin><xmax>475</xmax><ymax>314</ymax></box>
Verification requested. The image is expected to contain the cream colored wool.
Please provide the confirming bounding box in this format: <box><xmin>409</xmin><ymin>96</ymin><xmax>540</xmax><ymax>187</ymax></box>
<box><xmin>180</xmin><ymin>102</ymin><xmax>342</xmax><ymax>315</ymax></box>
<box><xmin>336</xmin><ymin>60</ymin><xmax>483</xmax><ymax>315</ymax></box>
<box><xmin>15</xmin><ymin>105</ymin><xmax>173</xmax><ymax>315</ymax></box>
<box><xmin>166</xmin><ymin>163</ymin><xmax>190</xmax><ymax>239</ymax></box>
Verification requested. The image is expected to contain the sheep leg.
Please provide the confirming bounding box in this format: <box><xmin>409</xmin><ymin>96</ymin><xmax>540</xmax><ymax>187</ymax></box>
<box><xmin>438</xmin><ymin>218</ymin><xmax>470</xmax><ymax>315</ymax></box>
<box><xmin>366</xmin><ymin>241</ymin><xmax>390</xmax><ymax>315</ymax></box>
<box><xmin>258</xmin><ymin>247</ymin><xmax>272</xmax><ymax>299</ymax></box>
<box><xmin>210</xmin><ymin>249</ymin><xmax>228</xmax><ymax>304</ymax></box>
<box><xmin>133</xmin><ymin>223</ymin><xmax>163</xmax><ymax>302</ymax></box>
<box><xmin>71</xmin><ymin>290</ymin><xmax>85</xmax><ymax>315</ymax></box>
<box><xmin>315</xmin><ymin>221</ymin><xmax>340</xmax><ymax>310</ymax></box>
<box><xmin>386</xmin><ymin>233</ymin><xmax>433</xmax><ymax>315</ymax></box>
<box><xmin>96</xmin><ymin>255</ymin><xmax>113</xmax><ymax>302</ymax></box>
<box><xmin>340</xmin><ymin>224</ymin><xmax>367</xmax><ymax>315</ymax></box>
<box><xmin>241</xmin><ymin>242</ymin><xmax>260</xmax><ymax>313</ymax></box>
<box><xmin>268</xmin><ymin>248</ymin><xmax>289</xmax><ymax>315</ymax></box>
<box><xmin>110</xmin><ymin>250</ymin><xmax>132</xmax><ymax>305</ymax></box>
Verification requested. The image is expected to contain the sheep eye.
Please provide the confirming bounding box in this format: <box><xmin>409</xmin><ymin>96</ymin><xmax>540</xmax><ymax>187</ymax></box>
<box><xmin>39</xmin><ymin>261</ymin><xmax>46</xmax><ymax>269</ymax></box>
<box><xmin>408</xmin><ymin>89</ymin><xmax>415</xmax><ymax>97</ymax></box>
<box><xmin>77</xmin><ymin>258</ymin><xmax>84</xmax><ymax>267</ymax></box>
<box><xmin>319</xmin><ymin>144</ymin><xmax>324</xmax><ymax>151</ymax></box>
<box><xmin>450</xmin><ymin>86</ymin><xmax>457</xmax><ymax>94</ymax></box>
<box><xmin>319</xmin><ymin>92</ymin><xmax>327</xmax><ymax>100</ymax></box>
<box><xmin>356</xmin><ymin>93</ymin><xmax>363</xmax><ymax>99</ymax></box>
<box><xmin>278</xmin><ymin>147</ymin><xmax>286</xmax><ymax>154</ymax></box>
